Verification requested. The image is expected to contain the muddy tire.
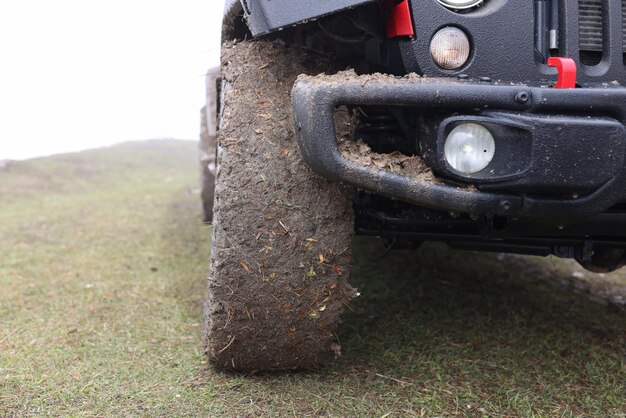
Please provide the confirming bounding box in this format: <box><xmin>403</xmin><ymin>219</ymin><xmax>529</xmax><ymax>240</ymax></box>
<box><xmin>203</xmin><ymin>40</ymin><xmax>357</xmax><ymax>371</ymax></box>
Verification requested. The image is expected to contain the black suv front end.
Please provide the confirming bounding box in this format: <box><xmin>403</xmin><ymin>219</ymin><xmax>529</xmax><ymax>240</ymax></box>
<box><xmin>240</xmin><ymin>0</ymin><xmax>626</xmax><ymax>271</ymax></box>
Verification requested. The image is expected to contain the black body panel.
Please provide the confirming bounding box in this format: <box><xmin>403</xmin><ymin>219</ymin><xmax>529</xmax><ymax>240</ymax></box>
<box><xmin>399</xmin><ymin>0</ymin><xmax>626</xmax><ymax>86</ymax></box>
<box><xmin>240</xmin><ymin>0</ymin><xmax>376</xmax><ymax>36</ymax></box>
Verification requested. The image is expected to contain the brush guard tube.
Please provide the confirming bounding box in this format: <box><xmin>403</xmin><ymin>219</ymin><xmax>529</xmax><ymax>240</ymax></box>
<box><xmin>292</xmin><ymin>74</ymin><xmax>626</xmax><ymax>225</ymax></box>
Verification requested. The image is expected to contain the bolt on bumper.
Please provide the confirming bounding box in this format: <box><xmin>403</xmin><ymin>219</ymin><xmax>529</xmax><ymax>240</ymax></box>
<box><xmin>292</xmin><ymin>73</ymin><xmax>626</xmax><ymax>225</ymax></box>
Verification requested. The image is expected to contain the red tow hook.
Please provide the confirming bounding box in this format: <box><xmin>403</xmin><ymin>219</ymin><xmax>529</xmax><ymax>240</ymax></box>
<box><xmin>547</xmin><ymin>57</ymin><xmax>577</xmax><ymax>89</ymax></box>
<box><xmin>384</xmin><ymin>0</ymin><xmax>415</xmax><ymax>38</ymax></box>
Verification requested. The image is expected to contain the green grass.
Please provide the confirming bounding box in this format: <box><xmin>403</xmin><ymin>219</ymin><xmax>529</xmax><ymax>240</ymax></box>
<box><xmin>1</xmin><ymin>140</ymin><xmax>624</xmax><ymax>416</ymax></box>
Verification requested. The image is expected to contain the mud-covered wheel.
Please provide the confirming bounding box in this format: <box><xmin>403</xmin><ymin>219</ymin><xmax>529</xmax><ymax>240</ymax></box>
<box><xmin>199</xmin><ymin>106</ymin><xmax>216</xmax><ymax>223</ymax></box>
<box><xmin>199</xmin><ymin>67</ymin><xmax>220</xmax><ymax>223</ymax></box>
<box><xmin>202</xmin><ymin>40</ymin><xmax>357</xmax><ymax>371</ymax></box>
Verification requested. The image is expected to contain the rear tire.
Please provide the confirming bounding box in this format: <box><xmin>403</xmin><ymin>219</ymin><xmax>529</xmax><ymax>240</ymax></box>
<box><xmin>202</xmin><ymin>40</ymin><xmax>357</xmax><ymax>371</ymax></box>
<box><xmin>199</xmin><ymin>106</ymin><xmax>216</xmax><ymax>223</ymax></box>
<box><xmin>200</xmin><ymin>67</ymin><xmax>220</xmax><ymax>223</ymax></box>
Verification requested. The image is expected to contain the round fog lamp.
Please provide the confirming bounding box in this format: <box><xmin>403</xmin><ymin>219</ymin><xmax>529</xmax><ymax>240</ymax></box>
<box><xmin>444</xmin><ymin>123</ymin><xmax>495</xmax><ymax>174</ymax></box>
<box><xmin>430</xmin><ymin>27</ymin><xmax>471</xmax><ymax>70</ymax></box>
<box><xmin>437</xmin><ymin>0</ymin><xmax>485</xmax><ymax>10</ymax></box>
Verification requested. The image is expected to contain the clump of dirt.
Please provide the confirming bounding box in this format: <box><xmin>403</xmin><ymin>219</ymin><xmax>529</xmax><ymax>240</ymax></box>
<box><xmin>204</xmin><ymin>39</ymin><xmax>357</xmax><ymax>371</ymax></box>
<box><xmin>334</xmin><ymin>106</ymin><xmax>437</xmax><ymax>183</ymax></box>
<box><xmin>339</xmin><ymin>139</ymin><xmax>435</xmax><ymax>182</ymax></box>
<box><xmin>299</xmin><ymin>69</ymin><xmax>423</xmax><ymax>87</ymax></box>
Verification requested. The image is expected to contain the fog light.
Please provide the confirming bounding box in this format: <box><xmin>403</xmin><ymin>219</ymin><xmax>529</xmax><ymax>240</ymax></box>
<box><xmin>444</xmin><ymin>123</ymin><xmax>495</xmax><ymax>174</ymax></box>
<box><xmin>437</xmin><ymin>0</ymin><xmax>484</xmax><ymax>10</ymax></box>
<box><xmin>430</xmin><ymin>27</ymin><xmax>471</xmax><ymax>70</ymax></box>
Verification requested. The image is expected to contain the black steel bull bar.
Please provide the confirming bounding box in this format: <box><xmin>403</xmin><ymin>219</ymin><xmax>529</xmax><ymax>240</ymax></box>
<box><xmin>292</xmin><ymin>74</ymin><xmax>626</xmax><ymax>225</ymax></box>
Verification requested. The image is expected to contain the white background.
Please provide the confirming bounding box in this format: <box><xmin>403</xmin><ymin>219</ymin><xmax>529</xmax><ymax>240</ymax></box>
<box><xmin>0</xmin><ymin>0</ymin><xmax>224</xmax><ymax>160</ymax></box>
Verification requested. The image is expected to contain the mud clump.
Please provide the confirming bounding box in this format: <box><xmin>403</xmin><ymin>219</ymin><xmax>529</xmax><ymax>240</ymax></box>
<box><xmin>334</xmin><ymin>106</ymin><xmax>437</xmax><ymax>184</ymax></box>
<box><xmin>339</xmin><ymin>139</ymin><xmax>435</xmax><ymax>183</ymax></box>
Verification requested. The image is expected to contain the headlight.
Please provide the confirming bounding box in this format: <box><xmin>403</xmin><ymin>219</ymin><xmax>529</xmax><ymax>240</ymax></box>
<box><xmin>430</xmin><ymin>27</ymin><xmax>471</xmax><ymax>70</ymax></box>
<box><xmin>436</xmin><ymin>0</ymin><xmax>485</xmax><ymax>10</ymax></box>
<box><xmin>444</xmin><ymin>123</ymin><xmax>495</xmax><ymax>174</ymax></box>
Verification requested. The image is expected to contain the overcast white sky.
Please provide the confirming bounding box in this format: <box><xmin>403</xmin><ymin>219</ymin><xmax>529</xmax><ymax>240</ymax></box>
<box><xmin>0</xmin><ymin>0</ymin><xmax>224</xmax><ymax>160</ymax></box>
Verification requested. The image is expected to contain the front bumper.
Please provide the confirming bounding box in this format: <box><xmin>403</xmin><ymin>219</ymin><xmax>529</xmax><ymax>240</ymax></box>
<box><xmin>292</xmin><ymin>73</ymin><xmax>626</xmax><ymax>225</ymax></box>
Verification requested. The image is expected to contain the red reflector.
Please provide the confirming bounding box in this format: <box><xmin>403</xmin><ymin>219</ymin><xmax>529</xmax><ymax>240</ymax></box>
<box><xmin>547</xmin><ymin>57</ymin><xmax>577</xmax><ymax>89</ymax></box>
<box><xmin>385</xmin><ymin>0</ymin><xmax>415</xmax><ymax>38</ymax></box>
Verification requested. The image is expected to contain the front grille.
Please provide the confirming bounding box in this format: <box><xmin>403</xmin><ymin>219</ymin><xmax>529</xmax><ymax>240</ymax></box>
<box><xmin>578</xmin><ymin>0</ymin><xmax>626</xmax><ymax>65</ymax></box>
<box><xmin>579</xmin><ymin>0</ymin><xmax>603</xmax><ymax>52</ymax></box>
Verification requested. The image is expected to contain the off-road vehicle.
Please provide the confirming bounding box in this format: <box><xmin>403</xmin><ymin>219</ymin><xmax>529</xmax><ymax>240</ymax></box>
<box><xmin>200</xmin><ymin>0</ymin><xmax>626</xmax><ymax>371</ymax></box>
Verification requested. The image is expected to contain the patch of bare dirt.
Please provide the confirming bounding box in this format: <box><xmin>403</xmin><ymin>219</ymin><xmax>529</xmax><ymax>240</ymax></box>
<box><xmin>499</xmin><ymin>253</ymin><xmax>626</xmax><ymax>311</ymax></box>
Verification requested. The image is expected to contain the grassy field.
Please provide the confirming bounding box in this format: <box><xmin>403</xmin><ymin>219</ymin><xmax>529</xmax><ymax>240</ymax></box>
<box><xmin>0</xmin><ymin>140</ymin><xmax>624</xmax><ymax>416</ymax></box>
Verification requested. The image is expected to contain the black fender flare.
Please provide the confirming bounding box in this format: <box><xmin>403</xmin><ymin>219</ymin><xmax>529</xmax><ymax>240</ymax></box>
<box><xmin>235</xmin><ymin>0</ymin><xmax>376</xmax><ymax>37</ymax></box>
